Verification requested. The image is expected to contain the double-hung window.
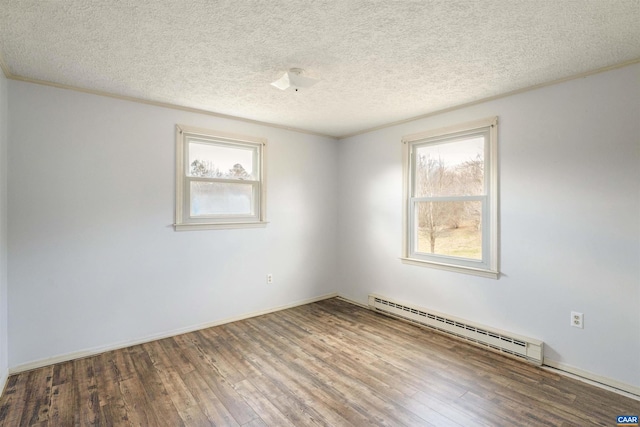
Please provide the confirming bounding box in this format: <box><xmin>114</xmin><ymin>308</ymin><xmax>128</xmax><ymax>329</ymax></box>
<box><xmin>175</xmin><ymin>125</ymin><xmax>267</xmax><ymax>230</ymax></box>
<box><xmin>402</xmin><ymin>117</ymin><xmax>498</xmax><ymax>278</ymax></box>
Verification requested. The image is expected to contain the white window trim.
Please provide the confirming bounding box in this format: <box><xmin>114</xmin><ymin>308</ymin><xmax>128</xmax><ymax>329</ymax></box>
<box><xmin>174</xmin><ymin>124</ymin><xmax>268</xmax><ymax>231</ymax></box>
<box><xmin>401</xmin><ymin>116</ymin><xmax>499</xmax><ymax>279</ymax></box>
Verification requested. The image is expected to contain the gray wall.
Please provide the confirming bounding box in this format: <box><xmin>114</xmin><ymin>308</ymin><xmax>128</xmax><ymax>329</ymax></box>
<box><xmin>7</xmin><ymin>81</ymin><xmax>339</xmax><ymax>368</ymax></box>
<box><xmin>337</xmin><ymin>64</ymin><xmax>640</xmax><ymax>389</ymax></box>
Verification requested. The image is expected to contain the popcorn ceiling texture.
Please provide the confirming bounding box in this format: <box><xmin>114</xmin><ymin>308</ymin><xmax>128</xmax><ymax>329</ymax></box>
<box><xmin>0</xmin><ymin>0</ymin><xmax>638</xmax><ymax>137</ymax></box>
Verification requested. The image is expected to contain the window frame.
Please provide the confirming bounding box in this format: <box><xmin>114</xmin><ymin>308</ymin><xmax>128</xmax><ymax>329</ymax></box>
<box><xmin>401</xmin><ymin>117</ymin><xmax>499</xmax><ymax>278</ymax></box>
<box><xmin>174</xmin><ymin>125</ymin><xmax>267</xmax><ymax>231</ymax></box>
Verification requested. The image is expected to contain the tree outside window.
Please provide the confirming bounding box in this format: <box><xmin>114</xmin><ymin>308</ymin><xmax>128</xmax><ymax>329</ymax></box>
<box><xmin>402</xmin><ymin>117</ymin><xmax>498</xmax><ymax>278</ymax></box>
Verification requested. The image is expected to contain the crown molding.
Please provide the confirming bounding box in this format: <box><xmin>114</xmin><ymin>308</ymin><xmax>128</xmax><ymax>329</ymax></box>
<box><xmin>6</xmin><ymin>74</ymin><xmax>338</xmax><ymax>140</ymax></box>
<box><xmin>2</xmin><ymin>55</ymin><xmax>638</xmax><ymax>140</ymax></box>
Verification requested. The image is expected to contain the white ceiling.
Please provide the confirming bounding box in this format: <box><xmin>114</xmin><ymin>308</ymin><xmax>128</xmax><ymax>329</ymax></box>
<box><xmin>0</xmin><ymin>1</ymin><xmax>639</xmax><ymax>138</ymax></box>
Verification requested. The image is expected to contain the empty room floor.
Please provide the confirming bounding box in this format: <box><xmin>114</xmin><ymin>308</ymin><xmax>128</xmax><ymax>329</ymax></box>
<box><xmin>0</xmin><ymin>298</ymin><xmax>638</xmax><ymax>426</ymax></box>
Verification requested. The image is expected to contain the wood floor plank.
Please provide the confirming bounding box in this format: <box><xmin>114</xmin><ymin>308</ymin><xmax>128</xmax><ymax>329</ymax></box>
<box><xmin>73</xmin><ymin>357</ymin><xmax>107</xmax><ymax>426</ymax></box>
<box><xmin>127</xmin><ymin>347</ymin><xmax>184</xmax><ymax>427</ymax></box>
<box><xmin>289</xmin><ymin>349</ymin><xmax>434</xmax><ymax>427</ymax></box>
<box><xmin>105</xmin><ymin>347</ymin><xmax>136</xmax><ymax>383</ymax></box>
<box><xmin>409</xmin><ymin>391</ymin><xmax>489</xmax><ymax>427</ymax></box>
<box><xmin>155</xmin><ymin>336</ymin><xmax>196</xmax><ymax>377</ymax></box>
<box><xmin>191</xmin><ymin>330</ymin><xmax>246</xmax><ymax>384</ymax></box>
<box><xmin>20</xmin><ymin>367</ymin><xmax>53</xmax><ymax>426</ymax></box>
<box><xmin>181</xmin><ymin>370</ymin><xmax>241</xmax><ymax>426</ymax></box>
<box><xmin>200</xmin><ymin>327</ymin><xmax>266</xmax><ymax>385</ymax></box>
<box><xmin>454</xmin><ymin>390</ymin><xmax>538</xmax><ymax>426</ymax></box>
<box><xmin>177</xmin><ymin>329</ymin><xmax>258</xmax><ymax>426</ymax></box>
<box><xmin>50</xmin><ymin>361</ymin><xmax>73</xmax><ymax>388</ymax></box>
<box><xmin>116</xmin><ymin>348</ymin><xmax>164</xmax><ymax>427</ymax></box>
<box><xmin>47</xmin><ymin>383</ymin><xmax>75</xmax><ymax>427</ymax></box>
<box><xmin>232</xmin><ymin>379</ymin><xmax>295</xmax><ymax>427</ymax></box>
<box><xmin>48</xmin><ymin>361</ymin><xmax>81</xmax><ymax>427</ymax></box>
<box><xmin>143</xmin><ymin>341</ymin><xmax>212</xmax><ymax>426</ymax></box>
<box><xmin>187</xmin><ymin>353</ymin><xmax>258</xmax><ymax>424</ymax></box>
<box><xmin>223</xmin><ymin>321</ymin><xmax>351</xmax><ymax>426</ymax></box>
<box><xmin>117</xmin><ymin>377</ymin><xmax>159</xmax><ymax>427</ymax></box>
<box><xmin>241</xmin><ymin>418</ymin><xmax>268</xmax><ymax>427</ymax></box>
<box><xmin>1</xmin><ymin>298</ymin><xmax>638</xmax><ymax>426</ymax></box>
<box><xmin>91</xmin><ymin>352</ymin><xmax>129</xmax><ymax>425</ymax></box>
<box><xmin>282</xmin><ymin>309</ymin><xmax>466</xmax><ymax>406</ymax></box>
<box><xmin>241</xmin><ymin>314</ymin><xmax>428</xmax><ymax>426</ymax></box>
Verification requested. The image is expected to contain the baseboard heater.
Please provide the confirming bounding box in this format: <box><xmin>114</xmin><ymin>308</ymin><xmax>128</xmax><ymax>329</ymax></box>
<box><xmin>368</xmin><ymin>294</ymin><xmax>544</xmax><ymax>365</ymax></box>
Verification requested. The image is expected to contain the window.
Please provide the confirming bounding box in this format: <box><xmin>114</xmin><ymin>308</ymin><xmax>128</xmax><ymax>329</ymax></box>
<box><xmin>175</xmin><ymin>125</ymin><xmax>267</xmax><ymax>230</ymax></box>
<box><xmin>401</xmin><ymin>117</ymin><xmax>498</xmax><ymax>278</ymax></box>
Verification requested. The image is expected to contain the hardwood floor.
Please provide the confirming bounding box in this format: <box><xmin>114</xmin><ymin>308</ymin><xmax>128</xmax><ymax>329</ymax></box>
<box><xmin>0</xmin><ymin>298</ymin><xmax>638</xmax><ymax>426</ymax></box>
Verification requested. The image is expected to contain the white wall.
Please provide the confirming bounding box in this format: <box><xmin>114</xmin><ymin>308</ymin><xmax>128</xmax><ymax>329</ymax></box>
<box><xmin>0</xmin><ymin>71</ymin><xmax>8</xmax><ymax>389</ymax></box>
<box><xmin>7</xmin><ymin>81</ymin><xmax>339</xmax><ymax>368</ymax></box>
<box><xmin>338</xmin><ymin>64</ymin><xmax>640</xmax><ymax>389</ymax></box>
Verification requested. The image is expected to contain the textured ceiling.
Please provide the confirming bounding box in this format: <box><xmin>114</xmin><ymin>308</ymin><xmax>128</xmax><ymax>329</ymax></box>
<box><xmin>0</xmin><ymin>1</ymin><xmax>639</xmax><ymax>138</ymax></box>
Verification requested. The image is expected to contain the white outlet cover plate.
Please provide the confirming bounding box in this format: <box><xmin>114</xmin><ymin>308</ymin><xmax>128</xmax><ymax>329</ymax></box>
<box><xmin>571</xmin><ymin>311</ymin><xmax>584</xmax><ymax>328</ymax></box>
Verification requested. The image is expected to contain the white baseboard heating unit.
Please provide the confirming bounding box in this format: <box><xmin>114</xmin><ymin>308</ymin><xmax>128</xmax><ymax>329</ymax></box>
<box><xmin>369</xmin><ymin>294</ymin><xmax>544</xmax><ymax>365</ymax></box>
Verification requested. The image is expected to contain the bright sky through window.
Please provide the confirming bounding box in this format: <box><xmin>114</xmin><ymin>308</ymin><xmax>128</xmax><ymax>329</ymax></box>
<box><xmin>189</xmin><ymin>141</ymin><xmax>254</xmax><ymax>178</ymax></box>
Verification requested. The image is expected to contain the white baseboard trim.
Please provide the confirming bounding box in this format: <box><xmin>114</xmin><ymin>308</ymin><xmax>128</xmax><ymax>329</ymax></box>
<box><xmin>337</xmin><ymin>294</ymin><xmax>640</xmax><ymax>400</ymax></box>
<box><xmin>336</xmin><ymin>294</ymin><xmax>369</xmax><ymax>309</ymax></box>
<box><xmin>543</xmin><ymin>359</ymin><xmax>640</xmax><ymax>399</ymax></box>
<box><xmin>9</xmin><ymin>292</ymin><xmax>338</xmax><ymax>375</ymax></box>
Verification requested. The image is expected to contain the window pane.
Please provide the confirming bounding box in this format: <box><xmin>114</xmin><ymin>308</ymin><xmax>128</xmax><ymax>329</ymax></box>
<box><xmin>190</xmin><ymin>181</ymin><xmax>253</xmax><ymax>216</ymax></box>
<box><xmin>188</xmin><ymin>140</ymin><xmax>256</xmax><ymax>180</ymax></box>
<box><xmin>415</xmin><ymin>201</ymin><xmax>482</xmax><ymax>260</ymax></box>
<box><xmin>415</xmin><ymin>136</ymin><xmax>484</xmax><ymax>197</ymax></box>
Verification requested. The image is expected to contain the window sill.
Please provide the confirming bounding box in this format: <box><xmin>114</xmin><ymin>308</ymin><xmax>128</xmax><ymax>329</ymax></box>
<box><xmin>400</xmin><ymin>257</ymin><xmax>499</xmax><ymax>279</ymax></box>
<box><xmin>174</xmin><ymin>221</ymin><xmax>268</xmax><ymax>231</ymax></box>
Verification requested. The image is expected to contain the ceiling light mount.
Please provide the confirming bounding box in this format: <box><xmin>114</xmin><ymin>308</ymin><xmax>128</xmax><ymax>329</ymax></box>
<box><xmin>271</xmin><ymin>68</ymin><xmax>319</xmax><ymax>92</ymax></box>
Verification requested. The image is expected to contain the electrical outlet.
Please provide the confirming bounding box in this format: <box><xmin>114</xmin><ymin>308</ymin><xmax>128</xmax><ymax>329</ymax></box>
<box><xmin>571</xmin><ymin>311</ymin><xmax>583</xmax><ymax>329</ymax></box>
<box><xmin>267</xmin><ymin>274</ymin><xmax>273</xmax><ymax>284</ymax></box>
